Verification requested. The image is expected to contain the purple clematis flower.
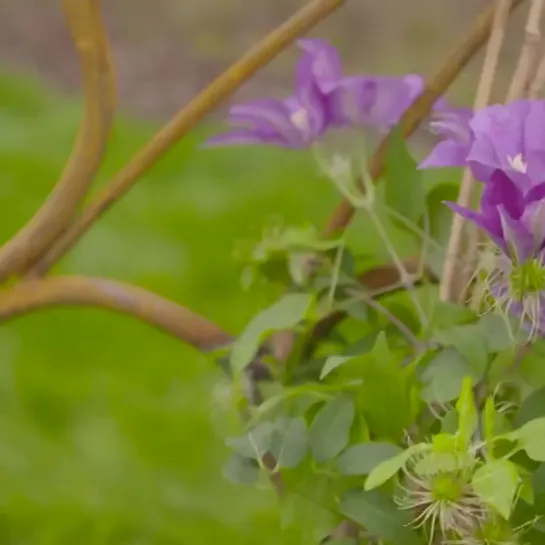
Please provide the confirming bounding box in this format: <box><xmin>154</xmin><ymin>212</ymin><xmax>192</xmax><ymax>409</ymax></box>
<box><xmin>446</xmin><ymin>169</ymin><xmax>545</xmax><ymax>336</ymax></box>
<box><xmin>421</xmin><ymin>100</ymin><xmax>545</xmax><ymax>187</ymax></box>
<box><xmin>205</xmin><ymin>38</ymin><xmax>460</xmax><ymax>149</ymax></box>
<box><xmin>204</xmin><ymin>39</ymin><xmax>340</xmax><ymax>149</ymax></box>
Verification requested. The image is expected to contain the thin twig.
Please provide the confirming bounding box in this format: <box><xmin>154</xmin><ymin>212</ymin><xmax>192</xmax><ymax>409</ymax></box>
<box><xmin>322</xmin><ymin>0</ymin><xmax>528</xmax><ymax>238</ymax></box>
<box><xmin>0</xmin><ymin>276</ymin><xmax>231</xmax><ymax>352</ymax></box>
<box><xmin>352</xmin><ymin>289</ymin><xmax>423</xmax><ymax>348</ymax></box>
<box><xmin>506</xmin><ymin>0</ymin><xmax>545</xmax><ymax>101</ymax></box>
<box><xmin>528</xmin><ymin>46</ymin><xmax>545</xmax><ymax>97</ymax></box>
<box><xmin>301</xmin><ymin>257</ymin><xmax>431</xmax><ymax>360</ymax></box>
<box><xmin>366</xmin><ymin>207</ymin><xmax>428</xmax><ymax>327</ymax></box>
<box><xmin>0</xmin><ymin>0</ymin><xmax>115</xmax><ymax>282</ymax></box>
<box><xmin>528</xmin><ymin>9</ymin><xmax>545</xmax><ymax>97</ymax></box>
<box><xmin>440</xmin><ymin>0</ymin><xmax>513</xmax><ymax>304</ymax></box>
<box><xmin>28</xmin><ymin>0</ymin><xmax>347</xmax><ymax>277</ymax></box>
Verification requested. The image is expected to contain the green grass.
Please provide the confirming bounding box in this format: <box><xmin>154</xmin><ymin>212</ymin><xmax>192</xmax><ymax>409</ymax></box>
<box><xmin>0</xmin><ymin>72</ymin><xmax>346</xmax><ymax>544</ymax></box>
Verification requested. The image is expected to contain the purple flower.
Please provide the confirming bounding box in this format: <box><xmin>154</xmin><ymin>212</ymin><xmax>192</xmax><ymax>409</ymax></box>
<box><xmin>446</xmin><ymin>169</ymin><xmax>545</xmax><ymax>336</ymax></box>
<box><xmin>204</xmin><ymin>40</ymin><xmax>339</xmax><ymax>149</ymax></box>
<box><xmin>421</xmin><ymin>100</ymin><xmax>545</xmax><ymax>187</ymax></box>
<box><xmin>205</xmin><ymin>38</ymin><xmax>459</xmax><ymax>149</ymax></box>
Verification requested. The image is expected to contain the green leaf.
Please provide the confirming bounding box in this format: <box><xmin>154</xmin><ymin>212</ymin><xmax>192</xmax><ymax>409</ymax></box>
<box><xmin>320</xmin><ymin>355</ymin><xmax>353</xmax><ymax>380</ymax></box>
<box><xmin>339</xmin><ymin>489</ymin><xmax>421</xmax><ymax>545</ymax></box>
<box><xmin>516</xmin><ymin>386</ymin><xmax>545</xmax><ymax>427</ymax></box>
<box><xmin>475</xmin><ymin>314</ymin><xmax>517</xmax><ymax>353</ymax></box>
<box><xmin>435</xmin><ymin>324</ymin><xmax>489</xmax><ymax>377</ymax></box>
<box><xmin>383</xmin><ymin>126</ymin><xmax>425</xmax><ymax>226</ymax></box>
<box><xmin>420</xmin><ymin>347</ymin><xmax>475</xmax><ymax>403</ymax></box>
<box><xmin>455</xmin><ymin>376</ymin><xmax>477</xmax><ymax>450</ymax></box>
<box><xmin>519</xmin><ymin>470</ymin><xmax>534</xmax><ymax>505</ymax></box>
<box><xmin>337</xmin><ymin>442</ymin><xmax>403</xmax><ymax>476</ymax></box>
<box><xmin>425</xmin><ymin>182</ymin><xmax>459</xmax><ymax>278</ymax></box>
<box><xmin>309</xmin><ymin>395</ymin><xmax>355</xmax><ymax>463</ymax></box>
<box><xmin>429</xmin><ymin>300</ymin><xmax>477</xmax><ymax>330</ymax></box>
<box><xmin>225</xmin><ymin>421</ymin><xmax>274</xmax><ymax>459</ymax></box>
<box><xmin>230</xmin><ymin>293</ymin><xmax>314</xmax><ymax>372</ymax></box>
<box><xmin>222</xmin><ymin>452</ymin><xmax>259</xmax><ymax>485</ymax></box>
<box><xmin>441</xmin><ymin>409</ymin><xmax>458</xmax><ymax>434</ymax></box>
<box><xmin>472</xmin><ymin>459</ymin><xmax>519</xmax><ymax>519</ymax></box>
<box><xmin>356</xmin><ymin>333</ymin><xmax>418</xmax><ymax>439</ymax></box>
<box><xmin>509</xmin><ymin>418</ymin><xmax>545</xmax><ymax>461</ymax></box>
<box><xmin>364</xmin><ymin>443</ymin><xmax>429</xmax><ymax>490</ymax></box>
<box><xmin>519</xmin><ymin>340</ymin><xmax>545</xmax><ymax>389</ymax></box>
<box><xmin>483</xmin><ymin>396</ymin><xmax>508</xmax><ymax>459</ymax></box>
<box><xmin>270</xmin><ymin>417</ymin><xmax>308</xmax><ymax>469</ymax></box>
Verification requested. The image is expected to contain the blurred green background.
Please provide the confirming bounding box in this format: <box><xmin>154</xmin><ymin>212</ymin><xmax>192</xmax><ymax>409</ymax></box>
<box><xmin>0</xmin><ymin>0</ymin><xmax>534</xmax><ymax>542</ymax></box>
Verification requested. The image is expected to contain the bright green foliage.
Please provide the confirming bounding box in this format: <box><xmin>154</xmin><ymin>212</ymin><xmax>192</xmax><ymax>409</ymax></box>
<box><xmin>309</xmin><ymin>395</ymin><xmax>355</xmax><ymax>463</ymax></box>
<box><xmin>472</xmin><ymin>459</ymin><xmax>519</xmax><ymax>519</ymax></box>
<box><xmin>230</xmin><ymin>292</ymin><xmax>315</xmax><ymax>373</ymax></box>
<box><xmin>383</xmin><ymin>127</ymin><xmax>425</xmax><ymax>226</ymax></box>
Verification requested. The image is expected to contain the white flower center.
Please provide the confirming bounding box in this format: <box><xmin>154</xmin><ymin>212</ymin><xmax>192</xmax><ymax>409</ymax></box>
<box><xmin>290</xmin><ymin>108</ymin><xmax>310</xmax><ymax>133</ymax></box>
<box><xmin>507</xmin><ymin>153</ymin><xmax>527</xmax><ymax>174</ymax></box>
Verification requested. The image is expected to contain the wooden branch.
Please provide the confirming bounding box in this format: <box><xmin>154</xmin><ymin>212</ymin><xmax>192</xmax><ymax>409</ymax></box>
<box><xmin>506</xmin><ymin>0</ymin><xmax>544</xmax><ymax>101</ymax></box>
<box><xmin>0</xmin><ymin>0</ymin><xmax>115</xmax><ymax>282</ymax></box>
<box><xmin>322</xmin><ymin>0</ymin><xmax>528</xmax><ymax>238</ymax></box>
<box><xmin>0</xmin><ymin>276</ymin><xmax>231</xmax><ymax>352</ymax></box>
<box><xmin>28</xmin><ymin>0</ymin><xmax>347</xmax><ymax>277</ymax></box>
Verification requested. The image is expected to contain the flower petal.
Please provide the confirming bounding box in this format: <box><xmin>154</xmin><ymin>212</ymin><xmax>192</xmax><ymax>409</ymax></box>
<box><xmin>482</xmin><ymin>170</ymin><xmax>525</xmax><ymax>220</ymax></box>
<box><xmin>296</xmin><ymin>38</ymin><xmax>343</xmax><ymax>93</ymax></box>
<box><xmin>293</xmin><ymin>52</ymin><xmax>328</xmax><ymax>136</ymax></box>
<box><xmin>522</xmin><ymin>199</ymin><xmax>545</xmax><ymax>254</ymax></box>
<box><xmin>229</xmin><ymin>99</ymin><xmax>296</xmax><ymax>140</ymax></box>
<box><xmin>365</xmin><ymin>75</ymin><xmax>424</xmax><ymax>129</ymax></box>
<box><xmin>202</xmin><ymin>129</ymin><xmax>289</xmax><ymax>148</ymax></box>
<box><xmin>327</xmin><ymin>76</ymin><xmax>376</xmax><ymax>126</ymax></box>
<box><xmin>428</xmin><ymin>107</ymin><xmax>473</xmax><ymax>142</ymax></box>
<box><xmin>525</xmin><ymin>181</ymin><xmax>545</xmax><ymax>204</ymax></box>
<box><xmin>419</xmin><ymin>140</ymin><xmax>471</xmax><ymax>169</ymax></box>
<box><xmin>499</xmin><ymin>208</ymin><xmax>535</xmax><ymax>263</ymax></box>
<box><xmin>444</xmin><ymin>201</ymin><xmax>506</xmax><ymax>251</ymax></box>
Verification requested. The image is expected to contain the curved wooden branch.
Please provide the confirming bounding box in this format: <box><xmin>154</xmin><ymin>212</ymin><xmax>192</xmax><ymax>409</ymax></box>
<box><xmin>28</xmin><ymin>0</ymin><xmax>347</xmax><ymax>277</ymax></box>
<box><xmin>0</xmin><ymin>276</ymin><xmax>231</xmax><ymax>352</ymax></box>
<box><xmin>0</xmin><ymin>0</ymin><xmax>115</xmax><ymax>282</ymax></box>
<box><xmin>322</xmin><ymin>0</ymin><xmax>528</xmax><ymax>237</ymax></box>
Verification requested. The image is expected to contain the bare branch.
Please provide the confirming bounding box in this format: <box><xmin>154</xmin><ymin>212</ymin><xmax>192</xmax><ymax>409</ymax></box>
<box><xmin>440</xmin><ymin>0</ymin><xmax>513</xmax><ymax>304</ymax></box>
<box><xmin>28</xmin><ymin>0</ymin><xmax>347</xmax><ymax>277</ymax></box>
<box><xmin>528</xmin><ymin>45</ymin><xmax>545</xmax><ymax>97</ymax></box>
<box><xmin>507</xmin><ymin>0</ymin><xmax>545</xmax><ymax>101</ymax></box>
<box><xmin>0</xmin><ymin>276</ymin><xmax>231</xmax><ymax>352</ymax></box>
<box><xmin>322</xmin><ymin>0</ymin><xmax>528</xmax><ymax>238</ymax></box>
<box><xmin>0</xmin><ymin>0</ymin><xmax>115</xmax><ymax>282</ymax></box>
